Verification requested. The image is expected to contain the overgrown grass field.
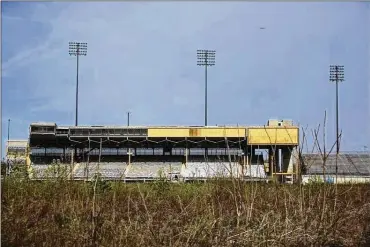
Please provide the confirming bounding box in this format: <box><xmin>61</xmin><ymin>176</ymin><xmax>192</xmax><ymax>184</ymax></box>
<box><xmin>2</xmin><ymin>178</ymin><xmax>370</xmax><ymax>247</ymax></box>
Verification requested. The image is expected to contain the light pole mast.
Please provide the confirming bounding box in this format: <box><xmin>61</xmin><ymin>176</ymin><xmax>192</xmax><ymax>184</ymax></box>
<box><xmin>6</xmin><ymin>119</ymin><xmax>10</xmax><ymax>176</ymax></box>
<box><xmin>7</xmin><ymin>119</ymin><xmax>10</xmax><ymax>142</ymax></box>
<box><xmin>197</xmin><ymin>50</ymin><xmax>216</xmax><ymax>126</ymax></box>
<box><xmin>329</xmin><ymin>65</ymin><xmax>344</xmax><ymax>176</ymax></box>
<box><xmin>69</xmin><ymin>42</ymin><xmax>88</xmax><ymax>126</ymax></box>
<box><xmin>127</xmin><ymin>111</ymin><xmax>131</xmax><ymax>126</ymax></box>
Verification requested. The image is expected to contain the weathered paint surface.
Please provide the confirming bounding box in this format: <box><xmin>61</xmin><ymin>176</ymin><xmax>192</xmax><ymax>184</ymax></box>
<box><xmin>148</xmin><ymin>127</ymin><xmax>246</xmax><ymax>138</ymax></box>
<box><xmin>148</xmin><ymin>128</ymin><xmax>191</xmax><ymax>137</ymax></box>
<box><xmin>199</xmin><ymin>128</ymin><xmax>246</xmax><ymax>138</ymax></box>
<box><xmin>247</xmin><ymin>128</ymin><xmax>298</xmax><ymax>145</ymax></box>
<box><xmin>7</xmin><ymin>140</ymin><xmax>28</xmax><ymax>148</ymax></box>
<box><xmin>6</xmin><ymin>140</ymin><xmax>28</xmax><ymax>159</ymax></box>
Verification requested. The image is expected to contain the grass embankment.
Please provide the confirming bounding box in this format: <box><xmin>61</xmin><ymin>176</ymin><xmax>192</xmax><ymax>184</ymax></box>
<box><xmin>2</xmin><ymin>178</ymin><xmax>370</xmax><ymax>247</ymax></box>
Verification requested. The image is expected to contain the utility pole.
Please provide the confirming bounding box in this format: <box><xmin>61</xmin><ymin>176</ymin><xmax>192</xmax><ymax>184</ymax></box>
<box><xmin>69</xmin><ymin>42</ymin><xmax>88</xmax><ymax>126</ymax></box>
<box><xmin>197</xmin><ymin>50</ymin><xmax>216</xmax><ymax>126</ymax></box>
<box><xmin>127</xmin><ymin>111</ymin><xmax>131</xmax><ymax>126</ymax></box>
<box><xmin>329</xmin><ymin>65</ymin><xmax>344</xmax><ymax>178</ymax></box>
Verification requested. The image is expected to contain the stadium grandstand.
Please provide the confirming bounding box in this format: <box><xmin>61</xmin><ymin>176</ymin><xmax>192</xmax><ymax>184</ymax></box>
<box><xmin>301</xmin><ymin>152</ymin><xmax>370</xmax><ymax>184</ymax></box>
<box><xmin>22</xmin><ymin>119</ymin><xmax>300</xmax><ymax>183</ymax></box>
<box><xmin>4</xmin><ymin>140</ymin><xmax>28</xmax><ymax>175</ymax></box>
<box><xmin>5</xmin><ymin>119</ymin><xmax>370</xmax><ymax>184</ymax></box>
<box><xmin>5</xmin><ymin>140</ymin><xmax>28</xmax><ymax>162</ymax></box>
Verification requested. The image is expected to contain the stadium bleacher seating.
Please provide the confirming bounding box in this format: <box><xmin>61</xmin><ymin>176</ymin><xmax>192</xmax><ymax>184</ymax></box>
<box><xmin>30</xmin><ymin>163</ymin><xmax>70</xmax><ymax>179</ymax></box>
<box><xmin>73</xmin><ymin>162</ymin><xmax>127</xmax><ymax>179</ymax></box>
<box><xmin>30</xmin><ymin>158</ymin><xmax>272</xmax><ymax>180</ymax></box>
<box><xmin>302</xmin><ymin>153</ymin><xmax>370</xmax><ymax>175</ymax></box>
<box><xmin>126</xmin><ymin>162</ymin><xmax>182</xmax><ymax>179</ymax></box>
<box><xmin>181</xmin><ymin>162</ymin><xmax>240</xmax><ymax>179</ymax></box>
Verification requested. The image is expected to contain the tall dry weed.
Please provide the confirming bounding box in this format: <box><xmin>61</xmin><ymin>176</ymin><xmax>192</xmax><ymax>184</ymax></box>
<box><xmin>2</xmin><ymin>179</ymin><xmax>370</xmax><ymax>247</ymax></box>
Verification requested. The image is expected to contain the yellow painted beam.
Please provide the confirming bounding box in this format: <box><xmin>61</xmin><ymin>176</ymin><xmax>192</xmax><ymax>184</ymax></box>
<box><xmin>248</xmin><ymin>127</ymin><xmax>298</xmax><ymax>145</ymax></box>
<box><xmin>148</xmin><ymin>128</ymin><xmax>190</xmax><ymax>137</ymax></box>
<box><xmin>147</xmin><ymin>127</ymin><xmax>247</xmax><ymax>138</ymax></box>
<box><xmin>199</xmin><ymin>128</ymin><xmax>246</xmax><ymax>138</ymax></box>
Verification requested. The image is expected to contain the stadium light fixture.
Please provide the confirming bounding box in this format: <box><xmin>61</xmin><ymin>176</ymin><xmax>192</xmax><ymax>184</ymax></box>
<box><xmin>197</xmin><ymin>49</ymin><xmax>216</xmax><ymax>126</ymax></box>
<box><xmin>69</xmin><ymin>42</ymin><xmax>88</xmax><ymax>126</ymax></box>
<box><xmin>329</xmin><ymin>65</ymin><xmax>344</xmax><ymax>176</ymax></box>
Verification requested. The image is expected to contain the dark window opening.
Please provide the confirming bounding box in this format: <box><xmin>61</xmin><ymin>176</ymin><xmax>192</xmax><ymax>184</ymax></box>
<box><xmin>56</xmin><ymin>129</ymin><xmax>68</xmax><ymax>135</ymax></box>
<box><xmin>31</xmin><ymin>126</ymin><xmax>55</xmax><ymax>133</ymax></box>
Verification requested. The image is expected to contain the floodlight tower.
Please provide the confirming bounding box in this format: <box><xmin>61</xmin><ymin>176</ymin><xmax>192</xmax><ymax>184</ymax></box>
<box><xmin>7</xmin><ymin>119</ymin><xmax>10</xmax><ymax>176</ymax></box>
<box><xmin>7</xmin><ymin>119</ymin><xmax>10</xmax><ymax>142</ymax></box>
<box><xmin>197</xmin><ymin>50</ymin><xmax>216</xmax><ymax>126</ymax></box>
<box><xmin>69</xmin><ymin>42</ymin><xmax>88</xmax><ymax>126</ymax></box>
<box><xmin>329</xmin><ymin>65</ymin><xmax>344</xmax><ymax>175</ymax></box>
<box><xmin>127</xmin><ymin>111</ymin><xmax>131</xmax><ymax>126</ymax></box>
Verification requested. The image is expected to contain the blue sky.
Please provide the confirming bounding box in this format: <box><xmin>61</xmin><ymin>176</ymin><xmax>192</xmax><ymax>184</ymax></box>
<box><xmin>1</xmin><ymin>2</ymin><xmax>369</xmax><ymax>157</ymax></box>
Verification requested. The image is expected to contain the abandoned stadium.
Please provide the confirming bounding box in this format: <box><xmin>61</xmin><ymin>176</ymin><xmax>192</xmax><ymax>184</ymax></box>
<box><xmin>5</xmin><ymin>119</ymin><xmax>370</xmax><ymax>184</ymax></box>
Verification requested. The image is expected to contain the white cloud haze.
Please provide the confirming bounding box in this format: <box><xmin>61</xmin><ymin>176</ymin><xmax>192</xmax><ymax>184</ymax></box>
<box><xmin>1</xmin><ymin>2</ymin><xmax>369</xmax><ymax>156</ymax></box>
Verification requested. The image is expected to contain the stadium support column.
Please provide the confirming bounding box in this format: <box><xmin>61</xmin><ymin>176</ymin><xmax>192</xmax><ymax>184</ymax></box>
<box><xmin>98</xmin><ymin>138</ymin><xmax>102</xmax><ymax>172</ymax></box>
<box><xmin>250</xmin><ymin>145</ymin><xmax>254</xmax><ymax>178</ymax></box>
<box><xmin>185</xmin><ymin>148</ymin><xmax>188</xmax><ymax>168</ymax></box>
<box><xmin>86</xmin><ymin>139</ymin><xmax>91</xmax><ymax>181</ymax></box>
<box><xmin>329</xmin><ymin>65</ymin><xmax>344</xmax><ymax>182</ymax></box>
<box><xmin>243</xmin><ymin>153</ymin><xmax>247</xmax><ymax>178</ymax></box>
<box><xmin>243</xmin><ymin>142</ymin><xmax>248</xmax><ymax>177</ymax></box>
<box><xmin>270</xmin><ymin>147</ymin><xmax>279</xmax><ymax>181</ymax></box>
<box><xmin>281</xmin><ymin>147</ymin><xmax>294</xmax><ymax>182</ymax></box>
<box><xmin>70</xmin><ymin>149</ymin><xmax>74</xmax><ymax>179</ymax></box>
<box><xmin>128</xmin><ymin>148</ymin><xmax>132</xmax><ymax>166</ymax></box>
<box><xmin>268</xmin><ymin>148</ymin><xmax>273</xmax><ymax>178</ymax></box>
